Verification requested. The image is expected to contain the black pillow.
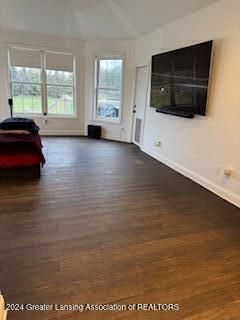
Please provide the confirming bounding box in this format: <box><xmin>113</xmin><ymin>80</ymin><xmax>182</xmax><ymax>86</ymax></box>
<box><xmin>0</xmin><ymin>118</ymin><xmax>39</xmax><ymax>135</ymax></box>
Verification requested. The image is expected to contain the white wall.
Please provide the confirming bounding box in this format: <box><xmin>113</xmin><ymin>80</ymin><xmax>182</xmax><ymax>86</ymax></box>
<box><xmin>0</xmin><ymin>27</ymin><xmax>85</xmax><ymax>135</ymax></box>
<box><xmin>84</xmin><ymin>40</ymin><xmax>135</xmax><ymax>142</ymax></box>
<box><xmin>135</xmin><ymin>0</ymin><xmax>240</xmax><ymax>207</ymax></box>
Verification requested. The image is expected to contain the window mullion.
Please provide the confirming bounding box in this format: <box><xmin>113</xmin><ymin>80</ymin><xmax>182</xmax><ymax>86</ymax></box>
<box><xmin>41</xmin><ymin>51</ymin><xmax>47</xmax><ymax>115</ymax></box>
<box><xmin>11</xmin><ymin>81</ymin><xmax>41</xmax><ymax>86</ymax></box>
<box><xmin>97</xmin><ymin>87</ymin><xmax>119</xmax><ymax>92</ymax></box>
<box><xmin>45</xmin><ymin>83</ymin><xmax>74</xmax><ymax>88</ymax></box>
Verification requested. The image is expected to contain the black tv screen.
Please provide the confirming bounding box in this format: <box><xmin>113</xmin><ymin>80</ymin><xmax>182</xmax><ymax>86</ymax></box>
<box><xmin>150</xmin><ymin>40</ymin><xmax>213</xmax><ymax>118</ymax></box>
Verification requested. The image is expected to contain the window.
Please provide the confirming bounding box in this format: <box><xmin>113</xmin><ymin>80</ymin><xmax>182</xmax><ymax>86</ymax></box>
<box><xmin>9</xmin><ymin>48</ymin><xmax>42</xmax><ymax>114</ymax></box>
<box><xmin>8</xmin><ymin>47</ymin><xmax>75</xmax><ymax>116</ymax></box>
<box><xmin>95</xmin><ymin>57</ymin><xmax>123</xmax><ymax>121</ymax></box>
<box><xmin>46</xmin><ymin>52</ymin><xmax>75</xmax><ymax>116</ymax></box>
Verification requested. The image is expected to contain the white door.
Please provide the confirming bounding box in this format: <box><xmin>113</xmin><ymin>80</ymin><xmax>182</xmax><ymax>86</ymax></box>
<box><xmin>132</xmin><ymin>65</ymin><xmax>149</xmax><ymax>147</ymax></box>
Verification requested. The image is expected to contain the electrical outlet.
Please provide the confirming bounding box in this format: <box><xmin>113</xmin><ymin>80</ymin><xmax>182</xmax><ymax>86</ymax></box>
<box><xmin>215</xmin><ymin>166</ymin><xmax>221</xmax><ymax>176</ymax></box>
<box><xmin>224</xmin><ymin>168</ymin><xmax>232</xmax><ymax>177</ymax></box>
<box><xmin>154</xmin><ymin>139</ymin><xmax>161</xmax><ymax>147</ymax></box>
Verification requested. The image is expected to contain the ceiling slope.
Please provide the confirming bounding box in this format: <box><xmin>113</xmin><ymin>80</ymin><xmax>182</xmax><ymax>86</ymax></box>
<box><xmin>0</xmin><ymin>0</ymin><xmax>219</xmax><ymax>40</ymax></box>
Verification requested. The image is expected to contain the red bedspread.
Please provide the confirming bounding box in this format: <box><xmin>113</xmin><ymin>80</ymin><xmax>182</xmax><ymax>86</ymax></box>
<box><xmin>0</xmin><ymin>134</ymin><xmax>45</xmax><ymax>168</ymax></box>
<box><xmin>0</xmin><ymin>154</ymin><xmax>41</xmax><ymax>168</ymax></box>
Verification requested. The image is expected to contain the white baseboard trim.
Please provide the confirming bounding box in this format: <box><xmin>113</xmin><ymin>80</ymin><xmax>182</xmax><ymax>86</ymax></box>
<box><xmin>101</xmin><ymin>134</ymin><xmax>128</xmax><ymax>143</ymax></box>
<box><xmin>141</xmin><ymin>145</ymin><xmax>240</xmax><ymax>208</ymax></box>
<box><xmin>41</xmin><ymin>130</ymin><xmax>83</xmax><ymax>136</ymax></box>
<box><xmin>41</xmin><ymin>131</ymin><xmax>130</xmax><ymax>143</ymax></box>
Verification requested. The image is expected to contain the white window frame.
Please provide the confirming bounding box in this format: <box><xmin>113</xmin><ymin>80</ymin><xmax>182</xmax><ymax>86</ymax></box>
<box><xmin>7</xmin><ymin>46</ymin><xmax>77</xmax><ymax>118</ymax></box>
<box><xmin>94</xmin><ymin>55</ymin><xmax>124</xmax><ymax>124</ymax></box>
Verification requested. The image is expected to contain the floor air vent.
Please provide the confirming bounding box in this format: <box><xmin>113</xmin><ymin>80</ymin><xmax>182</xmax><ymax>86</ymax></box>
<box><xmin>134</xmin><ymin>118</ymin><xmax>142</xmax><ymax>143</ymax></box>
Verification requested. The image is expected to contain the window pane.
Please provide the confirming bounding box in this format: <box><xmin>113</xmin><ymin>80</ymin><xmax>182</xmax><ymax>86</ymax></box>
<box><xmin>46</xmin><ymin>70</ymin><xmax>73</xmax><ymax>85</ymax></box>
<box><xmin>97</xmin><ymin>89</ymin><xmax>120</xmax><ymax>119</ymax></box>
<box><xmin>98</xmin><ymin>59</ymin><xmax>122</xmax><ymax>89</ymax></box>
<box><xmin>11</xmin><ymin>66</ymin><xmax>41</xmax><ymax>83</ymax></box>
<box><xmin>12</xmin><ymin>83</ymin><xmax>42</xmax><ymax>114</ymax></box>
<box><xmin>47</xmin><ymin>86</ymin><xmax>74</xmax><ymax>115</ymax></box>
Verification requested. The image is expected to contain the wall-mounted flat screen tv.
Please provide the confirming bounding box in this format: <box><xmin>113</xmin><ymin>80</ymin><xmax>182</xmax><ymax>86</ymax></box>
<box><xmin>150</xmin><ymin>40</ymin><xmax>213</xmax><ymax>118</ymax></box>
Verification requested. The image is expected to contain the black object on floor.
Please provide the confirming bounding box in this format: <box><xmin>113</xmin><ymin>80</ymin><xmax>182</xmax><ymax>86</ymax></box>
<box><xmin>88</xmin><ymin>125</ymin><xmax>101</xmax><ymax>139</ymax></box>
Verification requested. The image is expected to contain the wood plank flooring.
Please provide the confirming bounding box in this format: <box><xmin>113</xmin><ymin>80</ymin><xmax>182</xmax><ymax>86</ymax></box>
<box><xmin>0</xmin><ymin>137</ymin><xmax>239</xmax><ymax>320</ymax></box>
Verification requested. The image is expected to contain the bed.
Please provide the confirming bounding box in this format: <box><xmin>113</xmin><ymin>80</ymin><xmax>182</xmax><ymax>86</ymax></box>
<box><xmin>0</xmin><ymin>130</ymin><xmax>45</xmax><ymax>179</ymax></box>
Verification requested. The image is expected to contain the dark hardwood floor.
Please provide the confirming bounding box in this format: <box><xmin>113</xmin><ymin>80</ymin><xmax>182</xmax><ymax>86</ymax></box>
<box><xmin>0</xmin><ymin>137</ymin><xmax>239</xmax><ymax>320</ymax></box>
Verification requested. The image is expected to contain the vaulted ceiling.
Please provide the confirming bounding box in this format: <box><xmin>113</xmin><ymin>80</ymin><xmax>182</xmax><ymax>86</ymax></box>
<box><xmin>0</xmin><ymin>0</ymin><xmax>219</xmax><ymax>40</ymax></box>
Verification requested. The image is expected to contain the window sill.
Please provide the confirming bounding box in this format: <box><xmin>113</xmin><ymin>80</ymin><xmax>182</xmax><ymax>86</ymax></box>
<box><xmin>92</xmin><ymin>117</ymin><xmax>121</xmax><ymax>125</ymax></box>
<box><xmin>13</xmin><ymin>113</ymin><xmax>78</xmax><ymax>120</ymax></box>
